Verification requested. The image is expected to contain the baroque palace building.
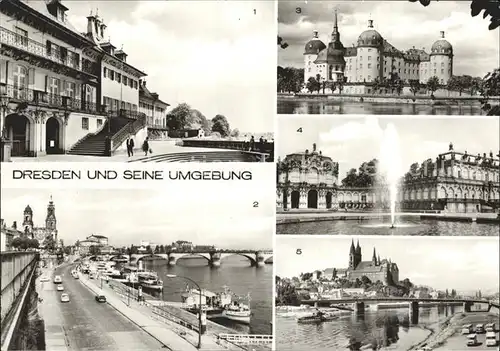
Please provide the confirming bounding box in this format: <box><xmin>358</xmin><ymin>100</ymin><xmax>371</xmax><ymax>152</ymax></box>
<box><xmin>0</xmin><ymin>0</ymin><xmax>168</xmax><ymax>158</ymax></box>
<box><xmin>304</xmin><ymin>9</ymin><xmax>453</xmax><ymax>93</ymax></box>
<box><xmin>400</xmin><ymin>143</ymin><xmax>500</xmax><ymax>213</ymax></box>
<box><xmin>276</xmin><ymin>143</ymin><xmax>499</xmax><ymax>213</ymax></box>
<box><xmin>276</xmin><ymin>144</ymin><xmax>389</xmax><ymax>210</ymax></box>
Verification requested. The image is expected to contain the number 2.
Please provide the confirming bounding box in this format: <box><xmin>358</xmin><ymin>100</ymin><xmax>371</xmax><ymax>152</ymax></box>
<box><xmin>253</xmin><ymin>201</ymin><xmax>259</xmax><ymax>207</ymax></box>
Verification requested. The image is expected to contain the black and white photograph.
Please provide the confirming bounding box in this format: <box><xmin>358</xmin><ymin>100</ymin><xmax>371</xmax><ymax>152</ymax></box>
<box><xmin>276</xmin><ymin>116</ymin><xmax>500</xmax><ymax>235</ymax></box>
<box><xmin>0</xmin><ymin>0</ymin><xmax>275</xmax><ymax>163</ymax></box>
<box><xmin>277</xmin><ymin>0</ymin><xmax>500</xmax><ymax>115</ymax></box>
<box><xmin>275</xmin><ymin>236</ymin><xmax>500</xmax><ymax>351</ymax></box>
<box><xmin>1</xmin><ymin>185</ymin><xmax>273</xmax><ymax>351</ymax></box>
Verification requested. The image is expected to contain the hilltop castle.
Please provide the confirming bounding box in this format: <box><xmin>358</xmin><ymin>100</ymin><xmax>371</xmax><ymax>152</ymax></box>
<box><xmin>304</xmin><ymin>9</ymin><xmax>453</xmax><ymax>88</ymax></box>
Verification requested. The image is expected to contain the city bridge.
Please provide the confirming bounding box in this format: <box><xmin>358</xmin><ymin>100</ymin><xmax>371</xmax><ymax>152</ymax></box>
<box><xmin>107</xmin><ymin>250</ymin><xmax>274</xmax><ymax>267</ymax></box>
<box><xmin>1</xmin><ymin>251</ymin><xmax>40</xmax><ymax>350</ymax></box>
<box><xmin>301</xmin><ymin>297</ymin><xmax>500</xmax><ymax>324</ymax></box>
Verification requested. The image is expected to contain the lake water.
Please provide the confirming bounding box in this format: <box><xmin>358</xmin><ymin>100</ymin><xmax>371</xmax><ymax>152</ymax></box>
<box><xmin>276</xmin><ymin>305</ymin><xmax>463</xmax><ymax>350</ymax></box>
<box><xmin>140</xmin><ymin>256</ymin><xmax>272</xmax><ymax>335</ymax></box>
<box><xmin>277</xmin><ymin>99</ymin><xmax>485</xmax><ymax>115</ymax></box>
<box><xmin>276</xmin><ymin>215</ymin><xmax>499</xmax><ymax>236</ymax></box>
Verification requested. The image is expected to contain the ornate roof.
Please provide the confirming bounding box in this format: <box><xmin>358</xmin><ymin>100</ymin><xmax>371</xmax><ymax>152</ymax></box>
<box><xmin>431</xmin><ymin>32</ymin><xmax>453</xmax><ymax>56</ymax></box>
<box><xmin>357</xmin><ymin>20</ymin><xmax>383</xmax><ymax>48</ymax></box>
<box><xmin>304</xmin><ymin>31</ymin><xmax>327</xmax><ymax>55</ymax></box>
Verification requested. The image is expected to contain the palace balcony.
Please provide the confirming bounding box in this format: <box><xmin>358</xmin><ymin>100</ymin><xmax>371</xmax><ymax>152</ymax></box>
<box><xmin>0</xmin><ymin>26</ymin><xmax>98</xmax><ymax>79</ymax></box>
<box><xmin>147</xmin><ymin>123</ymin><xmax>168</xmax><ymax>130</ymax></box>
<box><xmin>2</xmin><ymin>84</ymin><xmax>105</xmax><ymax>115</ymax></box>
<box><xmin>107</xmin><ymin>109</ymin><xmax>144</xmax><ymax>120</ymax></box>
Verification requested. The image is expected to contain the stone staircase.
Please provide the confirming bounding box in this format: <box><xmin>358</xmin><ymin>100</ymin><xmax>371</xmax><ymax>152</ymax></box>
<box><xmin>68</xmin><ymin>117</ymin><xmax>134</xmax><ymax>156</ymax></box>
<box><xmin>129</xmin><ymin>151</ymin><xmax>259</xmax><ymax>163</ymax></box>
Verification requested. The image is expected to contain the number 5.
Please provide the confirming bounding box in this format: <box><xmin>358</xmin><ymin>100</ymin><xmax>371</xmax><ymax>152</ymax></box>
<box><xmin>296</xmin><ymin>249</ymin><xmax>302</xmax><ymax>255</ymax></box>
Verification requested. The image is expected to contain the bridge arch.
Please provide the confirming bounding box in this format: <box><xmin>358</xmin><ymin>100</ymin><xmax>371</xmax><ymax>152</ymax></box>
<box><xmin>219</xmin><ymin>253</ymin><xmax>257</xmax><ymax>265</ymax></box>
<box><xmin>135</xmin><ymin>254</ymin><xmax>168</xmax><ymax>262</ymax></box>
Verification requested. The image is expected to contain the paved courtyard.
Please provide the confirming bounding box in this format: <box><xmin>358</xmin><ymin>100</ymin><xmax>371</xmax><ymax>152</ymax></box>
<box><xmin>8</xmin><ymin>141</ymin><xmax>234</xmax><ymax>163</ymax></box>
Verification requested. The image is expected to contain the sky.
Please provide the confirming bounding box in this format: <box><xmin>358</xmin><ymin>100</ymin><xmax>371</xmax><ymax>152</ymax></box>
<box><xmin>276</xmin><ymin>236</ymin><xmax>500</xmax><ymax>294</ymax></box>
<box><xmin>277</xmin><ymin>116</ymin><xmax>500</xmax><ymax>179</ymax></box>
<box><xmin>62</xmin><ymin>0</ymin><xmax>275</xmax><ymax>133</ymax></box>
<box><xmin>1</xmin><ymin>187</ymin><xmax>273</xmax><ymax>249</ymax></box>
<box><xmin>278</xmin><ymin>1</ymin><xmax>500</xmax><ymax>78</ymax></box>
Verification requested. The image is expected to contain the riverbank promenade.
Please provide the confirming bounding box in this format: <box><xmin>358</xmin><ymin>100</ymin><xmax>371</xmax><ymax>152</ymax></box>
<box><xmin>78</xmin><ymin>272</ymin><xmax>240</xmax><ymax>351</ymax></box>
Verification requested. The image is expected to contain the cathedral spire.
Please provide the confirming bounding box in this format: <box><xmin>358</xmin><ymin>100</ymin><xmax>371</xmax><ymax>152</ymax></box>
<box><xmin>331</xmin><ymin>7</ymin><xmax>340</xmax><ymax>42</ymax></box>
<box><xmin>372</xmin><ymin>247</ymin><xmax>377</xmax><ymax>264</ymax></box>
<box><xmin>350</xmin><ymin>239</ymin><xmax>355</xmax><ymax>254</ymax></box>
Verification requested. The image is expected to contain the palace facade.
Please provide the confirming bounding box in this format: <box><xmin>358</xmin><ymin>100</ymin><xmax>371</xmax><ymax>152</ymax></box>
<box><xmin>0</xmin><ymin>0</ymin><xmax>168</xmax><ymax>158</ymax></box>
<box><xmin>276</xmin><ymin>144</ymin><xmax>500</xmax><ymax>213</ymax></box>
<box><xmin>304</xmin><ymin>10</ymin><xmax>453</xmax><ymax>92</ymax></box>
<box><xmin>400</xmin><ymin>143</ymin><xmax>500</xmax><ymax>213</ymax></box>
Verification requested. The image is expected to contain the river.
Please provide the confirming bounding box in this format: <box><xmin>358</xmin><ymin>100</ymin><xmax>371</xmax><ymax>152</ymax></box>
<box><xmin>277</xmin><ymin>99</ymin><xmax>485</xmax><ymax>115</ymax></box>
<box><xmin>277</xmin><ymin>215</ymin><xmax>499</xmax><ymax>236</ymax></box>
<box><xmin>137</xmin><ymin>256</ymin><xmax>272</xmax><ymax>335</ymax></box>
<box><xmin>276</xmin><ymin>305</ymin><xmax>464</xmax><ymax>350</ymax></box>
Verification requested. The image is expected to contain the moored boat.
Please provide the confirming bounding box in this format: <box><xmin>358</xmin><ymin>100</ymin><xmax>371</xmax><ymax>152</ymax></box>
<box><xmin>296</xmin><ymin>312</ymin><xmax>338</xmax><ymax>324</ymax></box>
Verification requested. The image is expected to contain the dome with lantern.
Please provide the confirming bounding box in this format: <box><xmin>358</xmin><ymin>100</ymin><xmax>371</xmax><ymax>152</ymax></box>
<box><xmin>431</xmin><ymin>31</ymin><xmax>453</xmax><ymax>56</ymax></box>
<box><xmin>304</xmin><ymin>30</ymin><xmax>327</xmax><ymax>55</ymax></box>
<box><xmin>357</xmin><ymin>20</ymin><xmax>383</xmax><ymax>47</ymax></box>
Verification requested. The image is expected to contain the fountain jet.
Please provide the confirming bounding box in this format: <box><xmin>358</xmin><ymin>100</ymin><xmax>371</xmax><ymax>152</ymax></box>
<box><xmin>379</xmin><ymin>123</ymin><xmax>402</xmax><ymax>228</ymax></box>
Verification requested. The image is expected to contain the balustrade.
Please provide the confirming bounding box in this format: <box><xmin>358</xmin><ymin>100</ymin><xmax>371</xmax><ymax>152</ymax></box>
<box><xmin>2</xmin><ymin>84</ymin><xmax>103</xmax><ymax>114</ymax></box>
<box><xmin>0</xmin><ymin>26</ymin><xmax>97</xmax><ymax>76</ymax></box>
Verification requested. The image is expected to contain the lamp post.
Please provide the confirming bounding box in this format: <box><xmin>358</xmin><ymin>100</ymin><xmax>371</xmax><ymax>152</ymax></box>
<box><xmin>1</xmin><ymin>93</ymin><xmax>9</xmax><ymax>139</ymax></box>
<box><xmin>166</xmin><ymin>274</ymin><xmax>202</xmax><ymax>349</ymax></box>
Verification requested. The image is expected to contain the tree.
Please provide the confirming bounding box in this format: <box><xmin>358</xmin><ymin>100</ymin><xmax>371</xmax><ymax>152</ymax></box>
<box><xmin>43</xmin><ymin>236</ymin><xmax>56</xmax><ymax>252</ymax></box>
<box><xmin>89</xmin><ymin>245</ymin><xmax>101</xmax><ymax>256</ymax></box>
<box><xmin>409</xmin><ymin>79</ymin><xmax>421</xmax><ymax>97</ymax></box>
<box><xmin>277</xmin><ymin>66</ymin><xmax>304</xmax><ymax>93</ymax></box>
<box><xmin>426</xmin><ymin>76</ymin><xmax>440</xmax><ymax>96</ymax></box>
<box><xmin>211</xmin><ymin>114</ymin><xmax>231</xmax><ymax>137</ymax></box>
<box><xmin>448</xmin><ymin>75</ymin><xmax>474</xmax><ymax>96</ymax></box>
<box><xmin>479</xmin><ymin>69</ymin><xmax>500</xmax><ymax>115</ymax></box>
<box><xmin>190</xmin><ymin>109</ymin><xmax>211</xmax><ymax>134</ymax></box>
<box><xmin>146</xmin><ymin>245</ymin><xmax>153</xmax><ymax>254</ymax></box>
<box><xmin>409</xmin><ymin>0</ymin><xmax>500</xmax><ymax>30</ymax></box>
<box><xmin>277</xmin><ymin>36</ymin><xmax>289</xmax><ymax>49</ymax></box>
<box><xmin>63</xmin><ymin>245</ymin><xmax>72</xmax><ymax>255</ymax></box>
<box><xmin>306</xmin><ymin>77</ymin><xmax>320</xmax><ymax>93</ymax></box>
<box><xmin>166</xmin><ymin>103</ymin><xmax>192</xmax><ymax>130</ymax></box>
<box><xmin>300</xmin><ymin>272</ymin><xmax>313</xmax><ymax>281</ymax></box>
<box><xmin>230</xmin><ymin>128</ymin><xmax>240</xmax><ymax>138</ymax></box>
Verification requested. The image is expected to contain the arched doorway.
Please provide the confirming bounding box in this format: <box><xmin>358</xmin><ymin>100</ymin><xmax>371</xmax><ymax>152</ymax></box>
<box><xmin>326</xmin><ymin>192</ymin><xmax>333</xmax><ymax>209</ymax></box>
<box><xmin>307</xmin><ymin>190</ymin><xmax>318</xmax><ymax>209</ymax></box>
<box><xmin>46</xmin><ymin>117</ymin><xmax>60</xmax><ymax>154</ymax></box>
<box><xmin>5</xmin><ymin>114</ymin><xmax>30</xmax><ymax>157</ymax></box>
<box><xmin>291</xmin><ymin>191</ymin><xmax>300</xmax><ymax>209</ymax></box>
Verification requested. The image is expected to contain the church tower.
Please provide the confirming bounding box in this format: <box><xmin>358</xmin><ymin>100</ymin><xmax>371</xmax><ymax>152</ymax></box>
<box><xmin>23</xmin><ymin>205</ymin><xmax>34</xmax><ymax>234</ymax></box>
<box><xmin>349</xmin><ymin>239</ymin><xmax>356</xmax><ymax>268</ymax></box>
<box><xmin>372</xmin><ymin>247</ymin><xmax>377</xmax><ymax>265</ymax></box>
<box><xmin>355</xmin><ymin>240</ymin><xmax>362</xmax><ymax>267</ymax></box>
<box><xmin>46</xmin><ymin>196</ymin><xmax>56</xmax><ymax>230</ymax></box>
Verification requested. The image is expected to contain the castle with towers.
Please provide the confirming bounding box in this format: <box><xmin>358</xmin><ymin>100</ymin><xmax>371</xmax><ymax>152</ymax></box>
<box><xmin>21</xmin><ymin>196</ymin><xmax>58</xmax><ymax>245</ymax></box>
<box><xmin>304</xmin><ymin>9</ymin><xmax>454</xmax><ymax>92</ymax></box>
<box><xmin>340</xmin><ymin>240</ymin><xmax>399</xmax><ymax>285</ymax></box>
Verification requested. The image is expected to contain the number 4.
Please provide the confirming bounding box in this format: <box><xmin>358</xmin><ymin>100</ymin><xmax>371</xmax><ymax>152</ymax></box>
<box><xmin>297</xmin><ymin>127</ymin><xmax>303</xmax><ymax>133</ymax></box>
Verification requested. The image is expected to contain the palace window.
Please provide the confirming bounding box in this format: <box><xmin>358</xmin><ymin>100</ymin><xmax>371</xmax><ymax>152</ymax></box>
<box><xmin>103</xmin><ymin>67</ymin><xmax>107</xmax><ymax>76</ymax></box>
<box><xmin>116</xmin><ymin>73</ymin><xmax>121</xmax><ymax>83</ymax></box>
<box><xmin>14</xmin><ymin>26</ymin><xmax>28</xmax><ymax>46</ymax></box>
<box><xmin>368</xmin><ymin>56</ymin><xmax>371</xmax><ymax>61</ymax></box>
<box><xmin>441</xmin><ymin>69</ymin><xmax>444</xmax><ymax>74</ymax></box>
<box><xmin>82</xmin><ymin>117</ymin><xmax>89</xmax><ymax>130</ymax></box>
<box><xmin>368</xmin><ymin>75</ymin><xmax>371</xmax><ymax>80</ymax></box>
<box><xmin>49</xmin><ymin>77</ymin><xmax>60</xmax><ymax>95</ymax></box>
<box><xmin>123</xmin><ymin>76</ymin><xmax>128</xmax><ymax>85</ymax></box>
<box><xmin>97</xmin><ymin>119</ymin><xmax>103</xmax><ymax>128</ymax></box>
<box><xmin>368</xmin><ymin>63</ymin><xmax>371</xmax><ymax>68</ymax></box>
<box><xmin>434</xmin><ymin>69</ymin><xmax>437</xmax><ymax>74</ymax></box>
<box><xmin>360</xmin><ymin>64</ymin><xmax>363</xmax><ymax>68</ymax></box>
<box><xmin>66</xmin><ymin>81</ymin><xmax>75</xmax><ymax>98</ymax></box>
<box><xmin>110</xmin><ymin>70</ymin><xmax>115</xmax><ymax>81</ymax></box>
<box><xmin>434</xmin><ymin>62</ymin><xmax>437</xmax><ymax>67</ymax></box>
<box><xmin>441</xmin><ymin>62</ymin><xmax>444</xmax><ymax>67</ymax></box>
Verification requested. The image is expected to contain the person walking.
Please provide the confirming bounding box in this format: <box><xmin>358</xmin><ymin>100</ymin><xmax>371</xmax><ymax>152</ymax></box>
<box><xmin>129</xmin><ymin>136</ymin><xmax>135</xmax><ymax>156</ymax></box>
<box><xmin>142</xmin><ymin>137</ymin><xmax>149</xmax><ymax>156</ymax></box>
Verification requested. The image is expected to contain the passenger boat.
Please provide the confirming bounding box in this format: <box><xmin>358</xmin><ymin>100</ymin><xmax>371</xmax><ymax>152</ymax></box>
<box><xmin>222</xmin><ymin>291</ymin><xmax>252</xmax><ymax>324</ymax></box>
<box><xmin>296</xmin><ymin>312</ymin><xmax>338</xmax><ymax>324</ymax></box>
<box><xmin>137</xmin><ymin>271</ymin><xmax>163</xmax><ymax>291</ymax></box>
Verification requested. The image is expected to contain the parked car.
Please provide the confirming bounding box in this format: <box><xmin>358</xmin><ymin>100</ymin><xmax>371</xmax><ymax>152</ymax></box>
<box><xmin>486</xmin><ymin>323</ymin><xmax>496</xmax><ymax>332</ymax></box>
<box><xmin>60</xmin><ymin>293</ymin><xmax>70</xmax><ymax>303</ymax></box>
<box><xmin>95</xmin><ymin>295</ymin><xmax>106</xmax><ymax>303</ymax></box>
<box><xmin>56</xmin><ymin>285</ymin><xmax>64</xmax><ymax>291</ymax></box>
<box><xmin>53</xmin><ymin>275</ymin><xmax>62</xmax><ymax>284</ymax></box>
<box><xmin>467</xmin><ymin>333</ymin><xmax>478</xmax><ymax>346</ymax></box>
<box><xmin>486</xmin><ymin>331</ymin><xmax>498</xmax><ymax>347</ymax></box>
<box><xmin>462</xmin><ymin>324</ymin><xmax>474</xmax><ymax>335</ymax></box>
<box><xmin>476</xmin><ymin>324</ymin><xmax>486</xmax><ymax>334</ymax></box>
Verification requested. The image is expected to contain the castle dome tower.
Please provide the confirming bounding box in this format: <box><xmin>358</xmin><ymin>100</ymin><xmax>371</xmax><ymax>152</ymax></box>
<box><xmin>356</xmin><ymin>19</ymin><xmax>383</xmax><ymax>82</ymax></box>
<box><xmin>304</xmin><ymin>30</ymin><xmax>327</xmax><ymax>83</ymax></box>
<box><xmin>430</xmin><ymin>31</ymin><xmax>453</xmax><ymax>85</ymax></box>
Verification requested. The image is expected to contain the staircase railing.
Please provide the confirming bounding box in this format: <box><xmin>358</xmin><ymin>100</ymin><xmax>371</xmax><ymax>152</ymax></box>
<box><xmin>110</xmin><ymin>113</ymin><xmax>147</xmax><ymax>152</ymax></box>
<box><xmin>67</xmin><ymin>120</ymin><xmax>108</xmax><ymax>152</ymax></box>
